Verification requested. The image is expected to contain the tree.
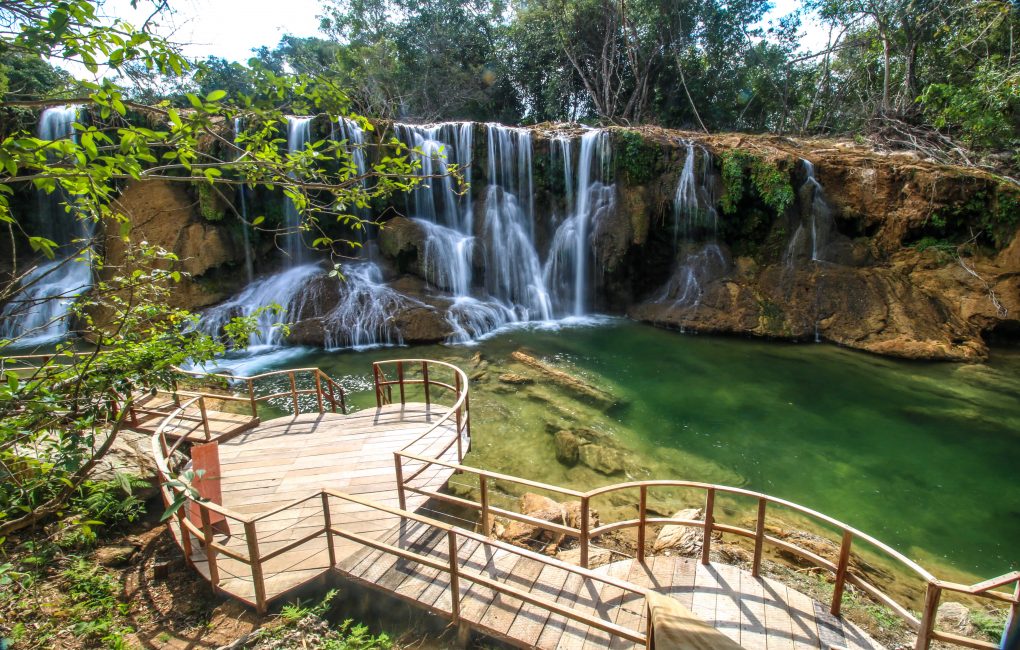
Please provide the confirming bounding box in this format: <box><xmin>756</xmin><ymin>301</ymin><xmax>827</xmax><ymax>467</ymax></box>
<box><xmin>0</xmin><ymin>0</ymin><xmax>423</xmax><ymax>538</ymax></box>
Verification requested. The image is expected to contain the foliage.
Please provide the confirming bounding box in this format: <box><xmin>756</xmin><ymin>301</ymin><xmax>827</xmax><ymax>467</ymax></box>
<box><xmin>720</xmin><ymin>150</ymin><xmax>752</xmax><ymax>214</ymax></box>
<box><xmin>969</xmin><ymin>607</ymin><xmax>1008</xmax><ymax>640</ymax></box>
<box><xmin>719</xmin><ymin>151</ymin><xmax>794</xmax><ymax>215</ymax></box>
<box><xmin>0</xmin><ymin>0</ymin><xmax>427</xmax><ymax>539</ymax></box>
<box><xmin>615</xmin><ymin>130</ymin><xmax>657</xmax><ymax>184</ymax></box>
<box><xmin>197</xmin><ymin>182</ymin><xmax>226</xmax><ymax>222</ymax></box>
<box><xmin>62</xmin><ymin>559</ymin><xmax>133</xmax><ymax>648</ymax></box>
<box><xmin>750</xmin><ymin>159</ymin><xmax>795</xmax><ymax>213</ymax></box>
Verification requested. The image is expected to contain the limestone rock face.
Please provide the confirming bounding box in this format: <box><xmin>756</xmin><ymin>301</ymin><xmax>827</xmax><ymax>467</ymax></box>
<box><xmin>377</xmin><ymin>216</ymin><xmax>427</xmax><ymax>273</ymax></box>
<box><xmin>103</xmin><ymin>179</ymin><xmax>244</xmax><ymax>310</ymax></box>
<box><xmin>631</xmin><ymin>244</ymin><xmax>1000</xmax><ymax>361</ymax></box>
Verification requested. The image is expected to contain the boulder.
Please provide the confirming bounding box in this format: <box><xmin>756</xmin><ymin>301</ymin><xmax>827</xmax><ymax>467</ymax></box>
<box><xmin>578</xmin><ymin>443</ymin><xmax>626</xmax><ymax>475</ymax></box>
<box><xmin>497</xmin><ymin>492</ymin><xmax>599</xmax><ymax>554</ymax></box>
<box><xmin>498</xmin><ymin>372</ymin><xmax>533</xmax><ymax>385</ymax></box>
<box><xmin>652</xmin><ymin>507</ymin><xmax>704</xmax><ymax>555</ymax></box>
<box><xmin>554</xmin><ymin>430</ymin><xmax>581</xmax><ymax>466</ymax></box>
<box><xmin>555</xmin><ymin>546</ymin><xmax>613</xmax><ymax>567</ymax></box>
<box><xmin>935</xmin><ymin>602</ymin><xmax>976</xmax><ymax>637</ymax></box>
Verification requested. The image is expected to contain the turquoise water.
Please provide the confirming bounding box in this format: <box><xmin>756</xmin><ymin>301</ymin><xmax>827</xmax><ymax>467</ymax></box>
<box><xmin>230</xmin><ymin>319</ymin><xmax>1020</xmax><ymax>581</ymax></box>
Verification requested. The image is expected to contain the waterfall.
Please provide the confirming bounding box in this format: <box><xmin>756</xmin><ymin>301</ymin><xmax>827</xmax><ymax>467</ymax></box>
<box><xmin>284</xmin><ymin>116</ymin><xmax>313</xmax><ymax>266</ymax></box>
<box><xmin>0</xmin><ymin>257</ymin><xmax>92</xmax><ymax>346</ymax></box>
<box><xmin>482</xmin><ymin>124</ymin><xmax>552</xmax><ymax>320</ymax></box>
<box><xmin>395</xmin><ymin>122</ymin><xmax>473</xmax><ymax>232</ymax></box>
<box><xmin>234</xmin><ymin>118</ymin><xmax>254</xmax><ymax>284</ymax></box>
<box><xmin>413</xmin><ymin>219</ymin><xmax>473</xmax><ymax>295</ymax></box>
<box><xmin>802</xmin><ymin>159</ymin><xmax>833</xmax><ymax>262</ymax></box>
<box><xmin>321</xmin><ymin>263</ymin><xmax>411</xmax><ymax>350</ymax></box>
<box><xmin>35</xmin><ymin>106</ymin><xmax>88</xmax><ymax>248</ymax></box>
<box><xmin>2</xmin><ymin>106</ymin><xmax>94</xmax><ymax>346</ymax></box>
<box><xmin>656</xmin><ymin>244</ymin><xmax>727</xmax><ymax>309</ymax></box>
<box><xmin>198</xmin><ymin>264</ymin><xmax>323</xmax><ymax>348</ymax></box>
<box><xmin>544</xmin><ymin>129</ymin><xmax>614</xmax><ymax>317</ymax></box>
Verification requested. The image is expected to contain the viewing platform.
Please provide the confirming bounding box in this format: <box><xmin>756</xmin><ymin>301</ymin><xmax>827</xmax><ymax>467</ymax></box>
<box><xmin>147</xmin><ymin>359</ymin><xmax>1019</xmax><ymax>650</ymax></box>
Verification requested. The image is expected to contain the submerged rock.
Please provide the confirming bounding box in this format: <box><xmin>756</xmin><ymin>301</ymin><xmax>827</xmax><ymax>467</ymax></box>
<box><xmin>498</xmin><ymin>372</ymin><xmax>534</xmax><ymax>385</ymax></box>
<box><xmin>554</xmin><ymin>430</ymin><xmax>581</xmax><ymax>466</ymax></box>
<box><xmin>578</xmin><ymin>443</ymin><xmax>626</xmax><ymax>475</ymax></box>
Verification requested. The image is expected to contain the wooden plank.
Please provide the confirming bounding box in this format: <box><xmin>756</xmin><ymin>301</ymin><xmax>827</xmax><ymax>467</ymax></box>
<box><xmin>714</xmin><ymin>562</ymin><xmax>744</xmax><ymax>645</ymax></box>
<box><xmin>478</xmin><ymin>554</ymin><xmax>547</xmax><ymax>638</ymax></box>
<box><xmin>534</xmin><ymin>570</ymin><xmax>587</xmax><ymax>649</ymax></box>
<box><xmin>786</xmin><ymin>578</ymin><xmax>823</xmax><ymax>650</ymax></box>
<box><xmin>761</xmin><ymin>577</ymin><xmax>796</xmax><ymax>650</ymax></box>
<box><xmin>692</xmin><ymin>561</ymin><xmax>721</xmax><ymax>630</ymax></box>
<box><xmin>813</xmin><ymin>599</ymin><xmax>849</xmax><ymax>650</ymax></box>
<box><xmin>740</xmin><ymin>568</ymin><xmax>769</xmax><ymax>650</ymax></box>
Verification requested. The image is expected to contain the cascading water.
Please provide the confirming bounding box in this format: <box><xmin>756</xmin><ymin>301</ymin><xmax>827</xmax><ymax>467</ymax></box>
<box><xmin>283</xmin><ymin>116</ymin><xmax>313</xmax><ymax>266</ymax></box>
<box><xmin>802</xmin><ymin>159</ymin><xmax>833</xmax><ymax>262</ymax></box>
<box><xmin>198</xmin><ymin>264</ymin><xmax>323</xmax><ymax>348</ymax></box>
<box><xmin>2</xmin><ymin>106</ymin><xmax>93</xmax><ymax>346</ymax></box>
<box><xmin>321</xmin><ymin>263</ymin><xmax>415</xmax><ymax>350</ymax></box>
<box><xmin>0</xmin><ymin>257</ymin><xmax>92</xmax><ymax>345</ymax></box>
<box><xmin>234</xmin><ymin>117</ymin><xmax>255</xmax><ymax>283</ymax></box>
<box><xmin>657</xmin><ymin>141</ymin><xmax>727</xmax><ymax>310</ymax></box>
<box><xmin>544</xmin><ymin>129</ymin><xmax>615</xmax><ymax>316</ymax></box>
<box><xmin>482</xmin><ymin>124</ymin><xmax>552</xmax><ymax>320</ymax></box>
<box><xmin>413</xmin><ymin>219</ymin><xmax>473</xmax><ymax>295</ymax></box>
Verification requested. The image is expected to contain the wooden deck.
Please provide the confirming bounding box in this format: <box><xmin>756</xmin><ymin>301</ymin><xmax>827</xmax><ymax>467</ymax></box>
<box><xmin>181</xmin><ymin>402</ymin><xmax>462</xmax><ymax>604</ymax></box>
<box><xmin>128</xmin><ymin>390</ymin><xmax>260</xmax><ymax>441</ymax></box>
<box><xmin>336</xmin><ymin>518</ymin><xmax>884</xmax><ymax>650</ymax></box>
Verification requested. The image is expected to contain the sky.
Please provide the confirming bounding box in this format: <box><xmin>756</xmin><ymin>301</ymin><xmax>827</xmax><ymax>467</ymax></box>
<box><xmin>87</xmin><ymin>0</ymin><xmax>830</xmax><ymax>71</ymax></box>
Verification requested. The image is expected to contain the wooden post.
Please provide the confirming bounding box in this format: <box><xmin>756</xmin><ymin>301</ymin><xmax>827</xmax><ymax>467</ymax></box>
<box><xmin>580</xmin><ymin>496</ymin><xmax>591</xmax><ymax>568</ymax></box>
<box><xmin>701</xmin><ymin>488</ymin><xmax>715</xmax><ymax>565</ymax></box>
<box><xmin>373</xmin><ymin>365</ymin><xmax>383</xmax><ymax>407</ymax></box>
<box><xmin>314</xmin><ymin>372</ymin><xmax>324</xmax><ymax>413</ymax></box>
<box><xmin>199</xmin><ymin>506</ymin><xmax>220</xmax><ymax>588</ymax></box>
<box><xmin>321</xmin><ymin>492</ymin><xmax>336</xmax><ymax>567</ymax></box>
<box><xmin>455</xmin><ymin>373</ymin><xmax>464</xmax><ymax>462</ymax></box>
<box><xmin>197</xmin><ymin>397</ymin><xmax>212</xmax><ymax>440</ymax></box>
<box><xmin>1005</xmin><ymin>582</ymin><xmax>1019</xmax><ymax>649</ymax></box>
<box><xmin>831</xmin><ymin>531</ymin><xmax>853</xmax><ymax>615</ymax></box>
<box><xmin>637</xmin><ymin>485</ymin><xmax>648</xmax><ymax>564</ymax></box>
<box><xmin>915</xmin><ymin>582</ymin><xmax>942</xmax><ymax>650</ymax></box>
<box><xmin>247</xmin><ymin>379</ymin><xmax>258</xmax><ymax>417</ymax></box>
<box><xmin>394</xmin><ymin>453</ymin><xmax>406</xmax><ymax>510</ymax></box>
<box><xmin>448</xmin><ymin>530</ymin><xmax>461</xmax><ymax>623</ymax></box>
<box><xmin>339</xmin><ymin>383</ymin><xmax>347</xmax><ymax>414</ymax></box>
<box><xmin>244</xmin><ymin>521</ymin><xmax>268</xmax><ymax>615</ymax></box>
<box><xmin>397</xmin><ymin>361</ymin><xmax>405</xmax><ymax>404</ymax></box>
<box><xmin>479</xmin><ymin>475</ymin><xmax>490</xmax><ymax>536</ymax></box>
<box><xmin>752</xmin><ymin>497</ymin><xmax>767</xmax><ymax>577</ymax></box>
<box><xmin>422</xmin><ymin>362</ymin><xmax>431</xmax><ymax>407</ymax></box>
<box><xmin>288</xmin><ymin>371</ymin><xmax>299</xmax><ymax>414</ymax></box>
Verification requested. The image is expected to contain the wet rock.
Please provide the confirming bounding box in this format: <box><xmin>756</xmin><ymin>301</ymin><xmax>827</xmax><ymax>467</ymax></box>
<box><xmin>653</xmin><ymin>508</ymin><xmax>704</xmax><ymax>555</ymax></box>
<box><xmin>95</xmin><ymin>544</ymin><xmax>139</xmax><ymax>567</ymax></box>
<box><xmin>578</xmin><ymin>443</ymin><xmax>626</xmax><ymax>475</ymax></box>
<box><xmin>554</xmin><ymin>430</ymin><xmax>581</xmax><ymax>466</ymax></box>
<box><xmin>391</xmin><ymin>304</ymin><xmax>453</xmax><ymax>343</ymax></box>
<box><xmin>498</xmin><ymin>372</ymin><xmax>533</xmax><ymax>385</ymax></box>
<box><xmin>377</xmin><ymin>216</ymin><xmax>425</xmax><ymax>263</ymax></box>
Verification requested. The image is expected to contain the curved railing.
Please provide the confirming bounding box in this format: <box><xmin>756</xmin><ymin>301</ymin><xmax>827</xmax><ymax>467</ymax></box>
<box><xmin>393</xmin><ymin>457</ymin><xmax>1020</xmax><ymax>650</ymax></box>
<box><xmin>173</xmin><ymin>366</ymin><xmax>348</xmax><ymax>417</ymax></box>
<box><xmin>150</xmin><ymin>359</ymin><xmax>471</xmax><ymax>614</ymax></box>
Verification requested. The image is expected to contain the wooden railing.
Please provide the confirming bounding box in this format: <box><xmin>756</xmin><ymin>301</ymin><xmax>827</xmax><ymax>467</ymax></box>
<box><xmin>392</xmin><ymin>457</ymin><xmax>1020</xmax><ymax>650</ymax></box>
<box><xmin>173</xmin><ymin>366</ymin><xmax>348</xmax><ymax>418</ymax></box>
<box><xmin>372</xmin><ymin>359</ymin><xmax>471</xmax><ymax>465</ymax></box>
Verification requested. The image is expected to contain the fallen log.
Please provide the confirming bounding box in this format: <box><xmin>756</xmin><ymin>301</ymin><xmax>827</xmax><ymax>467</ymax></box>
<box><xmin>510</xmin><ymin>350</ymin><xmax>618</xmax><ymax>408</ymax></box>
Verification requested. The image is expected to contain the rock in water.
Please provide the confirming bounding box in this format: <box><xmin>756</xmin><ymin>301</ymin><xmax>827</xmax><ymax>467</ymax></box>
<box><xmin>653</xmin><ymin>507</ymin><xmax>705</xmax><ymax>555</ymax></box>
<box><xmin>554</xmin><ymin>430</ymin><xmax>581</xmax><ymax>465</ymax></box>
<box><xmin>498</xmin><ymin>372</ymin><xmax>534</xmax><ymax>385</ymax></box>
<box><xmin>578</xmin><ymin>443</ymin><xmax>626</xmax><ymax>475</ymax></box>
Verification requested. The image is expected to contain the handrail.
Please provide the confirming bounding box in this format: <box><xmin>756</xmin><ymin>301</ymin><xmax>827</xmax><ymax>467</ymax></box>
<box><xmin>391</xmin><ymin>456</ymin><xmax>1019</xmax><ymax>650</ymax></box>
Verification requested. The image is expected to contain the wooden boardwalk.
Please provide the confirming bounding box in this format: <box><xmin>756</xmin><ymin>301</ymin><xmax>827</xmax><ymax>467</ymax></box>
<box><xmin>181</xmin><ymin>403</ymin><xmax>462</xmax><ymax>604</ymax></box>
<box><xmin>128</xmin><ymin>390</ymin><xmax>260</xmax><ymax>441</ymax></box>
<box><xmin>336</xmin><ymin>518</ymin><xmax>884</xmax><ymax>650</ymax></box>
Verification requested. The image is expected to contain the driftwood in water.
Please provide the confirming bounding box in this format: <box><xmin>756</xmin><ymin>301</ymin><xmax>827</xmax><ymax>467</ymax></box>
<box><xmin>510</xmin><ymin>350</ymin><xmax>617</xmax><ymax>408</ymax></box>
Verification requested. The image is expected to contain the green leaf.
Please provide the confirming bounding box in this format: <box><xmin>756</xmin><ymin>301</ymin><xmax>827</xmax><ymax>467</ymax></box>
<box><xmin>205</xmin><ymin>89</ymin><xmax>227</xmax><ymax>102</ymax></box>
<box><xmin>251</xmin><ymin>216</ymin><xmax>265</xmax><ymax>226</ymax></box>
